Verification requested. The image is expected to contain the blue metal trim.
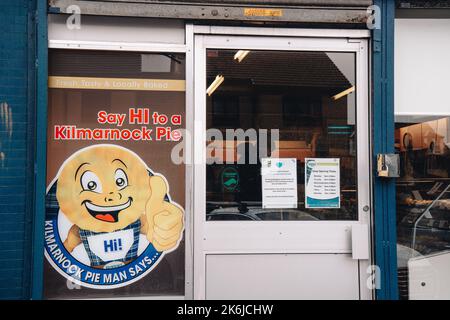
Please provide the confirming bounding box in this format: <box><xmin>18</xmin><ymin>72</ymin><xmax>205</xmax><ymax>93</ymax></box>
<box><xmin>372</xmin><ymin>0</ymin><xmax>398</xmax><ymax>300</ymax></box>
<box><xmin>31</xmin><ymin>0</ymin><xmax>48</xmax><ymax>300</ymax></box>
<box><xmin>22</xmin><ymin>0</ymin><xmax>38</xmax><ymax>299</ymax></box>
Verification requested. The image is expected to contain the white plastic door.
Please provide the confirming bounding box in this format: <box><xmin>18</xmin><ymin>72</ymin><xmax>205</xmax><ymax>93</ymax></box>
<box><xmin>192</xmin><ymin>31</ymin><xmax>371</xmax><ymax>300</ymax></box>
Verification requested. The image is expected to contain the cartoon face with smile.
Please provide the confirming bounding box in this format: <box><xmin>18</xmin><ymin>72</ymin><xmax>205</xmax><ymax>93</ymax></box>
<box><xmin>57</xmin><ymin>145</ymin><xmax>151</xmax><ymax>234</ymax></box>
<box><xmin>46</xmin><ymin>143</ymin><xmax>184</xmax><ymax>280</ymax></box>
<box><xmin>55</xmin><ymin>144</ymin><xmax>184</xmax><ymax>270</ymax></box>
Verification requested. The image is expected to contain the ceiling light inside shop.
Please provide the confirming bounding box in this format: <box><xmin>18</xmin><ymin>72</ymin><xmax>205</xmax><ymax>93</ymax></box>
<box><xmin>332</xmin><ymin>86</ymin><xmax>355</xmax><ymax>101</ymax></box>
<box><xmin>234</xmin><ymin>50</ymin><xmax>250</xmax><ymax>63</ymax></box>
<box><xmin>206</xmin><ymin>75</ymin><xmax>224</xmax><ymax>96</ymax></box>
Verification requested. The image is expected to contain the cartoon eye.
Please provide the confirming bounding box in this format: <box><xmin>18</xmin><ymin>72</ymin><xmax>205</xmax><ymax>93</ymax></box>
<box><xmin>80</xmin><ymin>171</ymin><xmax>102</xmax><ymax>193</ymax></box>
<box><xmin>115</xmin><ymin>169</ymin><xmax>128</xmax><ymax>190</ymax></box>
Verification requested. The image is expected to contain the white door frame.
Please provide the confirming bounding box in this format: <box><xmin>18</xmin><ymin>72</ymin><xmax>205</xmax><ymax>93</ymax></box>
<box><xmin>187</xmin><ymin>24</ymin><xmax>372</xmax><ymax>300</ymax></box>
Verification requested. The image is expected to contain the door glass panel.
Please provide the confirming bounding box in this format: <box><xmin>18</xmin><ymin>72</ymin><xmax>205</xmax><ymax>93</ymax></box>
<box><xmin>205</xmin><ymin>49</ymin><xmax>358</xmax><ymax>221</ymax></box>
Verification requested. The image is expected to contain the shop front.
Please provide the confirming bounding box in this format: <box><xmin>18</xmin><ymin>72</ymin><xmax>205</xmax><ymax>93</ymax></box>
<box><xmin>11</xmin><ymin>0</ymin><xmax>414</xmax><ymax>300</ymax></box>
<box><xmin>39</xmin><ymin>7</ymin><xmax>378</xmax><ymax>298</ymax></box>
<box><xmin>6</xmin><ymin>0</ymin><xmax>450</xmax><ymax>301</ymax></box>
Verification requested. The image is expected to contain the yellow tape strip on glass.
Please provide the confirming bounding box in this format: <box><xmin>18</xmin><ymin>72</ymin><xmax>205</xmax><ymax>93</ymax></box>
<box><xmin>244</xmin><ymin>8</ymin><xmax>283</xmax><ymax>17</ymax></box>
<box><xmin>48</xmin><ymin>76</ymin><xmax>186</xmax><ymax>92</ymax></box>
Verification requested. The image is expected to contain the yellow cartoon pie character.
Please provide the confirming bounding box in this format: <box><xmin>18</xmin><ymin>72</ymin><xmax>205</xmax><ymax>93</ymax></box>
<box><xmin>56</xmin><ymin>144</ymin><xmax>184</xmax><ymax>269</ymax></box>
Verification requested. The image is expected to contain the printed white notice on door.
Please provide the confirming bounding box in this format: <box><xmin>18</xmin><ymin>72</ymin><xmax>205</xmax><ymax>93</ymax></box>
<box><xmin>261</xmin><ymin>158</ymin><xmax>297</xmax><ymax>209</ymax></box>
<box><xmin>305</xmin><ymin>158</ymin><xmax>340</xmax><ymax>209</ymax></box>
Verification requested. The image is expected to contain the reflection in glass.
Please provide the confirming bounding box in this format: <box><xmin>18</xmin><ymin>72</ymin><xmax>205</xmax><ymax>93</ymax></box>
<box><xmin>205</xmin><ymin>49</ymin><xmax>358</xmax><ymax>221</ymax></box>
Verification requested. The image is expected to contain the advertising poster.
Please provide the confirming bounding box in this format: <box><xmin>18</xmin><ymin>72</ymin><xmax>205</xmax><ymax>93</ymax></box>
<box><xmin>305</xmin><ymin>158</ymin><xmax>340</xmax><ymax>209</ymax></box>
<box><xmin>44</xmin><ymin>50</ymin><xmax>186</xmax><ymax>298</ymax></box>
<box><xmin>261</xmin><ymin>158</ymin><xmax>298</xmax><ymax>209</ymax></box>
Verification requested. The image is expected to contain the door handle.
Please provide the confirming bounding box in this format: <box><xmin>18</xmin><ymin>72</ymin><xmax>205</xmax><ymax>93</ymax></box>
<box><xmin>351</xmin><ymin>224</ymin><xmax>369</xmax><ymax>260</ymax></box>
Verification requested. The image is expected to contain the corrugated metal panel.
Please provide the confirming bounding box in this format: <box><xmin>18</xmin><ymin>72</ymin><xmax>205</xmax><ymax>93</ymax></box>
<box><xmin>85</xmin><ymin>0</ymin><xmax>372</xmax><ymax>6</ymax></box>
<box><xmin>49</xmin><ymin>0</ymin><xmax>373</xmax><ymax>24</ymax></box>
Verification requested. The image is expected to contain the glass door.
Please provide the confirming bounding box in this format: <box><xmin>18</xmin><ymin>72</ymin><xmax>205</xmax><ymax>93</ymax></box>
<box><xmin>193</xmin><ymin>34</ymin><xmax>371</xmax><ymax>299</ymax></box>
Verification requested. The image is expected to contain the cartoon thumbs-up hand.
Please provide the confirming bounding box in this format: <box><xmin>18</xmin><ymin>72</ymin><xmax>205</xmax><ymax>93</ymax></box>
<box><xmin>145</xmin><ymin>175</ymin><xmax>184</xmax><ymax>252</ymax></box>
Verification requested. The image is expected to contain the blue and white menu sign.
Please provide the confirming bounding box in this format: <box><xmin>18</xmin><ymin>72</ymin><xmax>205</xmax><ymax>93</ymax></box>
<box><xmin>305</xmin><ymin>158</ymin><xmax>340</xmax><ymax>209</ymax></box>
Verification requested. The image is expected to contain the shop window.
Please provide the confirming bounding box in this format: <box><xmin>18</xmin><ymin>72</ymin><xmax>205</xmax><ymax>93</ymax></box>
<box><xmin>395</xmin><ymin>15</ymin><xmax>450</xmax><ymax>300</ymax></box>
<box><xmin>44</xmin><ymin>49</ymin><xmax>186</xmax><ymax>298</ymax></box>
<box><xmin>395</xmin><ymin>116</ymin><xmax>450</xmax><ymax>300</ymax></box>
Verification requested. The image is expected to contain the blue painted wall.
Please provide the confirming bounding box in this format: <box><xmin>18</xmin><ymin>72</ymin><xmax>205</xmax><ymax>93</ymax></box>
<box><xmin>0</xmin><ymin>0</ymin><xmax>37</xmax><ymax>299</ymax></box>
<box><xmin>372</xmin><ymin>0</ymin><xmax>398</xmax><ymax>300</ymax></box>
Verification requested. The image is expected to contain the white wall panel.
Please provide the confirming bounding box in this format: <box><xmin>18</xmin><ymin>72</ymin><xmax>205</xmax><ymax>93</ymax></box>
<box><xmin>48</xmin><ymin>14</ymin><xmax>185</xmax><ymax>45</ymax></box>
<box><xmin>395</xmin><ymin>19</ymin><xmax>450</xmax><ymax>116</ymax></box>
